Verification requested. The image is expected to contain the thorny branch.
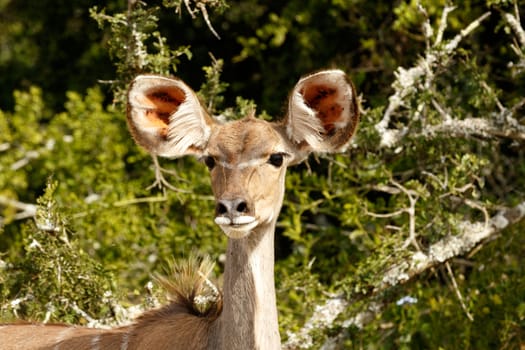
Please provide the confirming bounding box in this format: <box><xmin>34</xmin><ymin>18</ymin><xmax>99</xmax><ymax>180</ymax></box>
<box><xmin>375</xmin><ymin>6</ymin><xmax>525</xmax><ymax>148</ymax></box>
<box><xmin>285</xmin><ymin>4</ymin><xmax>525</xmax><ymax>348</ymax></box>
<box><xmin>146</xmin><ymin>155</ymin><xmax>192</xmax><ymax>194</ymax></box>
<box><xmin>175</xmin><ymin>0</ymin><xmax>222</xmax><ymax>39</ymax></box>
<box><xmin>0</xmin><ymin>192</ymin><xmax>189</xmax><ymax>226</ymax></box>
<box><xmin>375</xmin><ymin>8</ymin><xmax>490</xmax><ymax>143</ymax></box>
<box><xmin>284</xmin><ymin>201</ymin><xmax>525</xmax><ymax>349</ymax></box>
<box><xmin>366</xmin><ymin>181</ymin><xmax>421</xmax><ymax>250</ymax></box>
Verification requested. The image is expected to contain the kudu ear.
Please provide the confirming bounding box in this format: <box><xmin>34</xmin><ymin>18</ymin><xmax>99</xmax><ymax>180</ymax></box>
<box><xmin>127</xmin><ymin>75</ymin><xmax>214</xmax><ymax>158</ymax></box>
<box><xmin>285</xmin><ymin>69</ymin><xmax>359</xmax><ymax>154</ymax></box>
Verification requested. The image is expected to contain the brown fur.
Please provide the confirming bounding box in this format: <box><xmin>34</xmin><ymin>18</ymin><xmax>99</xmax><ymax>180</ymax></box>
<box><xmin>0</xmin><ymin>301</ymin><xmax>216</xmax><ymax>350</ymax></box>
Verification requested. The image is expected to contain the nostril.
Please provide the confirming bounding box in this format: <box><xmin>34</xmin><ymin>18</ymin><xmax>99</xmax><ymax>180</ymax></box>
<box><xmin>216</xmin><ymin>202</ymin><xmax>228</xmax><ymax>215</ymax></box>
<box><xmin>216</xmin><ymin>199</ymin><xmax>250</xmax><ymax>217</ymax></box>
<box><xmin>236</xmin><ymin>201</ymin><xmax>248</xmax><ymax>213</ymax></box>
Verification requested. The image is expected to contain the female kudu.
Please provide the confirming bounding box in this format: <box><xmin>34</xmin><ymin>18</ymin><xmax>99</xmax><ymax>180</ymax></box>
<box><xmin>0</xmin><ymin>69</ymin><xmax>359</xmax><ymax>350</ymax></box>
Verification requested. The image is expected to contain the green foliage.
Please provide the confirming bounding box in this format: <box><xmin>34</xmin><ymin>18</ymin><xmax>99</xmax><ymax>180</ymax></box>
<box><xmin>344</xmin><ymin>223</ymin><xmax>525</xmax><ymax>349</ymax></box>
<box><xmin>1</xmin><ymin>0</ymin><xmax>525</xmax><ymax>348</ymax></box>
<box><xmin>0</xmin><ymin>181</ymin><xmax>114</xmax><ymax>324</ymax></box>
<box><xmin>198</xmin><ymin>54</ymin><xmax>228</xmax><ymax>114</ymax></box>
<box><xmin>0</xmin><ymin>0</ymin><xmax>113</xmax><ymax>110</ymax></box>
<box><xmin>90</xmin><ymin>2</ymin><xmax>193</xmax><ymax>105</ymax></box>
<box><xmin>0</xmin><ymin>81</ymin><xmax>223</xmax><ymax>318</ymax></box>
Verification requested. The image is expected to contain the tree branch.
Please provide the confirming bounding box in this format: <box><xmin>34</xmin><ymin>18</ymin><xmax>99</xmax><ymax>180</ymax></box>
<box><xmin>283</xmin><ymin>200</ymin><xmax>525</xmax><ymax>349</ymax></box>
<box><xmin>375</xmin><ymin>10</ymin><xmax>491</xmax><ymax>149</ymax></box>
<box><xmin>0</xmin><ymin>196</ymin><xmax>38</xmax><ymax>225</ymax></box>
<box><xmin>420</xmin><ymin>116</ymin><xmax>525</xmax><ymax>142</ymax></box>
<box><xmin>503</xmin><ymin>6</ymin><xmax>525</xmax><ymax>48</ymax></box>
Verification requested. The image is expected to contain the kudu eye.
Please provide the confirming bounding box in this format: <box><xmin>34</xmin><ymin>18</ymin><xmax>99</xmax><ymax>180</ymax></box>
<box><xmin>204</xmin><ymin>156</ymin><xmax>216</xmax><ymax>170</ymax></box>
<box><xmin>268</xmin><ymin>153</ymin><xmax>285</xmax><ymax>167</ymax></box>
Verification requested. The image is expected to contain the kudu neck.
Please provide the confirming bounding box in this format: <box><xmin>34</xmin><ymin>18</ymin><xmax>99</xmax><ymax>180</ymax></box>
<box><xmin>210</xmin><ymin>221</ymin><xmax>281</xmax><ymax>350</ymax></box>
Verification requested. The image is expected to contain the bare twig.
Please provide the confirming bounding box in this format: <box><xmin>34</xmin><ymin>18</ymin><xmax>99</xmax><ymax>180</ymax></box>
<box><xmin>365</xmin><ymin>207</ymin><xmax>406</xmax><ymax>219</ymax></box>
<box><xmin>445</xmin><ymin>261</ymin><xmax>474</xmax><ymax>322</ymax></box>
<box><xmin>177</xmin><ymin>0</ymin><xmax>221</xmax><ymax>39</ymax></box>
<box><xmin>0</xmin><ymin>196</ymin><xmax>38</xmax><ymax>224</ymax></box>
<box><xmin>183</xmin><ymin>0</ymin><xmax>197</xmax><ymax>18</ymax></box>
<box><xmin>365</xmin><ymin>181</ymin><xmax>421</xmax><ymax>250</ymax></box>
<box><xmin>11</xmin><ymin>151</ymin><xmax>40</xmax><ymax>171</ymax></box>
<box><xmin>113</xmin><ymin>196</ymin><xmax>167</xmax><ymax>207</ymax></box>
<box><xmin>435</xmin><ymin>5</ymin><xmax>456</xmax><ymax>46</ymax></box>
<box><xmin>503</xmin><ymin>8</ymin><xmax>525</xmax><ymax>48</ymax></box>
<box><xmin>444</xmin><ymin>12</ymin><xmax>491</xmax><ymax>52</ymax></box>
<box><xmin>197</xmin><ymin>3</ymin><xmax>221</xmax><ymax>39</ymax></box>
<box><xmin>147</xmin><ymin>155</ymin><xmax>192</xmax><ymax>194</ymax></box>
<box><xmin>391</xmin><ymin>181</ymin><xmax>420</xmax><ymax>250</ymax></box>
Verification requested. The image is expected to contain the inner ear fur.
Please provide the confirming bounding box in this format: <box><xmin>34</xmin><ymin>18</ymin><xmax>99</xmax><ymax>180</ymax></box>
<box><xmin>127</xmin><ymin>75</ymin><xmax>214</xmax><ymax>158</ymax></box>
<box><xmin>285</xmin><ymin>69</ymin><xmax>359</xmax><ymax>153</ymax></box>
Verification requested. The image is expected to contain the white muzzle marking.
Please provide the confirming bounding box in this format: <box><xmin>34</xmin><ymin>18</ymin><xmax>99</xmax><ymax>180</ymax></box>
<box><xmin>214</xmin><ymin>215</ymin><xmax>258</xmax><ymax>239</ymax></box>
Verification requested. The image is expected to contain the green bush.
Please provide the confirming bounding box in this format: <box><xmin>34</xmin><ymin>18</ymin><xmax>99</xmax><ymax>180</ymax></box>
<box><xmin>1</xmin><ymin>0</ymin><xmax>524</xmax><ymax>348</ymax></box>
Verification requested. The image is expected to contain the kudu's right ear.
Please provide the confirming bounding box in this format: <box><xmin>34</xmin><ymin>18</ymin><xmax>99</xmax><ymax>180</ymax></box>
<box><xmin>127</xmin><ymin>75</ymin><xmax>215</xmax><ymax>158</ymax></box>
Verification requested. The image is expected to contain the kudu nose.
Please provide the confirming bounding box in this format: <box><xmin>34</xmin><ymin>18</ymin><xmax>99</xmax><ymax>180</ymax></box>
<box><xmin>214</xmin><ymin>198</ymin><xmax>257</xmax><ymax>230</ymax></box>
<box><xmin>216</xmin><ymin>198</ymin><xmax>249</xmax><ymax>217</ymax></box>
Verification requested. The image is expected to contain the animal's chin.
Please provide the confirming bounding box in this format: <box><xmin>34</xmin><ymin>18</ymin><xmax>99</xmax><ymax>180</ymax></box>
<box><xmin>214</xmin><ymin>216</ymin><xmax>259</xmax><ymax>239</ymax></box>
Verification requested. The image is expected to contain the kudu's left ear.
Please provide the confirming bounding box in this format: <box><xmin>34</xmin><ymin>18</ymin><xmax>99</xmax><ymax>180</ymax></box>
<box><xmin>127</xmin><ymin>75</ymin><xmax>215</xmax><ymax>158</ymax></box>
<box><xmin>285</xmin><ymin>69</ymin><xmax>359</xmax><ymax>154</ymax></box>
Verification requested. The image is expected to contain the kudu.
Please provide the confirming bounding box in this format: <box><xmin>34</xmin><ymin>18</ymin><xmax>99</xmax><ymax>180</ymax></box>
<box><xmin>0</xmin><ymin>69</ymin><xmax>359</xmax><ymax>350</ymax></box>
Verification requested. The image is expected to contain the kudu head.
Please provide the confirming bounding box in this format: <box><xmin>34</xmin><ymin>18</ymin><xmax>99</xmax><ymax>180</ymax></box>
<box><xmin>127</xmin><ymin>70</ymin><xmax>359</xmax><ymax>239</ymax></box>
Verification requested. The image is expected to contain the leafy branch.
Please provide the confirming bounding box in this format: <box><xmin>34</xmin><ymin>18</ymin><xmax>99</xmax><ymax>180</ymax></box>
<box><xmin>284</xmin><ymin>200</ymin><xmax>525</xmax><ymax>349</ymax></box>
